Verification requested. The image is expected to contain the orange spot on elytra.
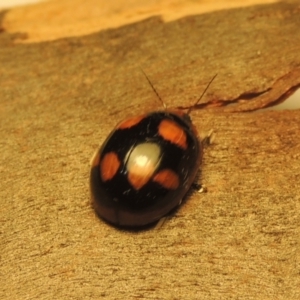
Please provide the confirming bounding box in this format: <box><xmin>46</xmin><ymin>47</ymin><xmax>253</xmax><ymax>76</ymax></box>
<box><xmin>153</xmin><ymin>169</ymin><xmax>179</xmax><ymax>190</ymax></box>
<box><xmin>100</xmin><ymin>152</ymin><xmax>120</xmax><ymax>181</ymax></box>
<box><xmin>127</xmin><ymin>159</ymin><xmax>156</xmax><ymax>190</ymax></box>
<box><xmin>117</xmin><ymin>115</ymin><xmax>145</xmax><ymax>129</ymax></box>
<box><xmin>128</xmin><ymin>172</ymin><xmax>152</xmax><ymax>190</ymax></box>
<box><xmin>158</xmin><ymin>119</ymin><xmax>187</xmax><ymax>149</ymax></box>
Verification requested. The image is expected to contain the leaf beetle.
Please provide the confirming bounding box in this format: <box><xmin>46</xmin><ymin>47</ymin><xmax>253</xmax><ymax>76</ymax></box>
<box><xmin>90</xmin><ymin>72</ymin><xmax>216</xmax><ymax>227</ymax></box>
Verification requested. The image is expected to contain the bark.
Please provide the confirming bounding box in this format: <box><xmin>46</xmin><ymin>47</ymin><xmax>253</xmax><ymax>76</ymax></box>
<box><xmin>0</xmin><ymin>1</ymin><xmax>299</xmax><ymax>299</ymax></box>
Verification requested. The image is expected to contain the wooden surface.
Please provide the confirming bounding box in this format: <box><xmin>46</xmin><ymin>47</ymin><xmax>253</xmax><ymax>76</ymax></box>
<box><xmin>2</xmin><ymin>0</ymin><xmax>278</xmax><ymax>43</ymax></box>
<box><xmin>1</xmin><ymin>0</ymin><xmax>300</xmax><ymax>299</ymax></box>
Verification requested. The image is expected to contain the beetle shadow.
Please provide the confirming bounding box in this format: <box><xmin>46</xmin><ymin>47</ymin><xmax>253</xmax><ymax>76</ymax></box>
<box><xmin>99</xmin><ymin>215</ymin><xmax>160</xmax><ymax>233</ymax></box>
<box><xmin>93</xmin><ymin>208</ymin><xmax>161</xmax><ymax>232</ymax></box>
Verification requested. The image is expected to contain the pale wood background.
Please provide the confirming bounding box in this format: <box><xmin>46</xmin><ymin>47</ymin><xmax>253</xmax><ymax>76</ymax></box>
<box><xmin>1</xmin><ymin>1</ymin><xmax>300</xmax><ymax>299</ymax></box>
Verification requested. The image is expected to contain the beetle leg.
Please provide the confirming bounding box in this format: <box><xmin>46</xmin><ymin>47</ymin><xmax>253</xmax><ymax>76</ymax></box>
<box><xmin>155</xmin><ymin>217</ymin><xmax>168</xmax><ymax>229</ymax></box>
<box><xmin>191</xmin><ymin>183</ymin><xmax>207</xmax><ymax>193</ymax></box>
<box><xmin>202</xmin><ymin>129</ymin><xmax>215</xmax><ymax>147</ymax></box>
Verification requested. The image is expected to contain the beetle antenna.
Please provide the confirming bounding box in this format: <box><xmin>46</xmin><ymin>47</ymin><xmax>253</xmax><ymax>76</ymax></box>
<box><xmin>186</xmin><ymin>73</ymin><xmax>217</xmax><ymax>115</ymax></box>
<box><xmin>140</xmin><ymin>68</ymin><xmax>167</xmax><ymax>110</ymax></box>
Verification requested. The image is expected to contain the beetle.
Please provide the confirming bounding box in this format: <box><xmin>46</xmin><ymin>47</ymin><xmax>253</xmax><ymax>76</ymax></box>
<box><xmin>90</xmin><ymin>72</ymin><xmax>216</xmax><ymax>227</ymax></box>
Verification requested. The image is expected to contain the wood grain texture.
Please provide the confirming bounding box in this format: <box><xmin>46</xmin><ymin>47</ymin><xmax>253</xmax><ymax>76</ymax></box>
<box><xmin>0</xmin><ymin>1</ymin><xmax>300</xmax><ymax>299</ymax></box>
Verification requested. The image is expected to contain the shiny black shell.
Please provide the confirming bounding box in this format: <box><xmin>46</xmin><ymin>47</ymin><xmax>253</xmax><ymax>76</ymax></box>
<box><xmin>90</xmin><ymin>111</ymin><xmax>202</xmax><ymax>227</ymax></box>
